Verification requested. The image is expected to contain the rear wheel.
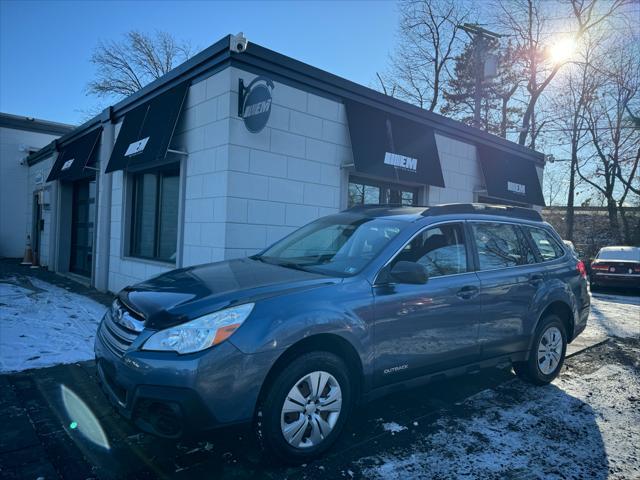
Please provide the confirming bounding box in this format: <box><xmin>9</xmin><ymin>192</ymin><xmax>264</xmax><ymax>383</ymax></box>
<box><xmin>255</xmin><ymin>351</ymin><xmax>352</xmax><ymax>464</ymax></box>
<box><xmin>514</xmin><ymin>314</ymin><xmax>567</xmax><ymax>385</ymax></box>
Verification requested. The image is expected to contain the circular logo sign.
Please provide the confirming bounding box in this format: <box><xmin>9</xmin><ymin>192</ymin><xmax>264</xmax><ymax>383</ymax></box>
<box><xmin>242</xmin><ymin>79</ymin><xmax>273</xmax><ymax>133</ymax></box>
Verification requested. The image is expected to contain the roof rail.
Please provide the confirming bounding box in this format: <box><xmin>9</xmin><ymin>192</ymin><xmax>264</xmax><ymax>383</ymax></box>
<box><xmin>421</xmin><ymin>203</ymin><xmax>543</xmax><ymax>221</ymax></box>
<box><xmin>345</xmin><ymin>203</ymin><xmax>542</xmax><ymax>221</ymax></box>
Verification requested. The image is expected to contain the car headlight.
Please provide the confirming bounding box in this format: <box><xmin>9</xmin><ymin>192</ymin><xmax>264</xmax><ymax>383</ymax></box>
<box><xmin>142</xmin><ymin>303</ymin><xmax>254</xmax><ymax>354</ymax></box>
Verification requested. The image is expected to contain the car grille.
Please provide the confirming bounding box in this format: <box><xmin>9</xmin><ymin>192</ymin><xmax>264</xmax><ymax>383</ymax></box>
<box><xmin>98</xmin><ymin>300</ymin><xmax>143</xmax><ymax>358</ymax></box>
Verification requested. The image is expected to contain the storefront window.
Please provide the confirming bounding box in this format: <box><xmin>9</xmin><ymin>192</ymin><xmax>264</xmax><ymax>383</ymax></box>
<box><xmin>348</xmin><ymin>176</ymin><xmax>418</xmax><ymax>208</ymax></box>
<box><xmin>130</xmin><ymin>165</ymin><xmax>180</xmax><ymax>263</ymax></box>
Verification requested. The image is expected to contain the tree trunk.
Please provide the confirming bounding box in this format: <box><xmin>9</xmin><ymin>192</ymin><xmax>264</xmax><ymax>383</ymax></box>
<box><xmin>500</xmin><ymin>97</ymin><xmax>508</xmax><ymax>138</ymax></box>
<box><xmin>606</xmin><ymin>199</ymin><xmax>622</xmax><ymax>244</ymax></box>
<box><xmin>618</xmin><ymin>204</ymin><xmax>631</xmax><ymax>245</ymax></box>
<box><xmin>566</xmin><ymin>157</ymin><xmax>577</xmax><ymax>241</ymax></box>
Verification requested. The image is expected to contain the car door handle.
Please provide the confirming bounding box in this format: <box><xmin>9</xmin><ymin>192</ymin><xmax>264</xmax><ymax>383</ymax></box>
<box><xmin>456</xmin><ymin>285</ymin><xmax>479</xmax><ymax>300</ymax></box>
<box><xmin>529</xmin><ymin>273</ymin><xmax>544</xmax><ymax>284</ymax></box>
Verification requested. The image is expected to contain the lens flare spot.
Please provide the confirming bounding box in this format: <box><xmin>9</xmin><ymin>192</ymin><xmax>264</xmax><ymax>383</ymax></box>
<box><xmin>60</xmin><ymin>384</ymin><xmax>110</xmax><ymax>450</ymax></box>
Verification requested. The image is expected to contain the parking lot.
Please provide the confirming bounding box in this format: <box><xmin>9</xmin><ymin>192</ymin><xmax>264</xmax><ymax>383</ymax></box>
<box><xmin>1</xmin><ymin>262</ymin><xmax>639</xmax><ymax>479</ymax></box>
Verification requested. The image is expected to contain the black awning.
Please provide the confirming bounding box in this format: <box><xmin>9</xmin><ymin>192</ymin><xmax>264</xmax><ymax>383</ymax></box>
<box><xmin>477</xmin><ymin>144</ymin><xmax>545</xmax><ymax>206</ymax></box>
<box><xmin>46</xmin><ymin>128</ymin><xmax>102</xmax><ymax>182</ymax></box>
<box><xmin>105</xmin><ymin>81</ymin><xmax>189</xmax><ymax>173</ymax></box>
<box><xmin>344</xmin><ymin>100</ymin><xmax>444</xmax><ymax>188</ymax></box>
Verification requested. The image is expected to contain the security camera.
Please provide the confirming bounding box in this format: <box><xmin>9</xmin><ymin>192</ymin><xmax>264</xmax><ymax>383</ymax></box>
<box><xmin>230</xmin><ymin>32</ymin><xmax>248</xmax><ymax>53</ymax></box>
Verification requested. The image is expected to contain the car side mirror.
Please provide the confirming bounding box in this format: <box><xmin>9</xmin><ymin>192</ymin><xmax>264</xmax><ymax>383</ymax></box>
<box><xmin>389</xmin><ymin>261</ymin><xmax>429</xmax><ymax>284</ymax></box>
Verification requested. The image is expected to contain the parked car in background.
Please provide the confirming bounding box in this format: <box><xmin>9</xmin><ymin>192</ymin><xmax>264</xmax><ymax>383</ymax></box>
<box><xmin>590</xmin><ymin>246</ymin><xmax>640</xmax><ymax>290</ymax></box>
<box><xmin>95</xmin><ymin>204</ymin><xmax>590</xmax><ymax>463</ymax></box>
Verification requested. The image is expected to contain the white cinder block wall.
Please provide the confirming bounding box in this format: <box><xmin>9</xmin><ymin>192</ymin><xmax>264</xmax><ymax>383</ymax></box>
<box><xmin>177</xmin><ymin>68</ymin><xmax>232</xmax><ymax>267</ymax></box>
<box><xmin>430</xmin><ymin>134</ymin><xmax>483</xmax><ymax>204</ymax></box>
<box><xmin>221</xmin><ymin>67</ymin><xmax>349</xmax><ymax>260</ymax></box>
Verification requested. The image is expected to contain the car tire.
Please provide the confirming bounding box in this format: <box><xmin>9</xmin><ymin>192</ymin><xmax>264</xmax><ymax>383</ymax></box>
<box><xmin>255</xmin><ymin>351</ymin><xmax>352</xmax><ymax>464</ymax></box>
<box><xmin>514</xmin><ymin>314</ymin><xmax>567</xmax><ymax>386</ymax></box>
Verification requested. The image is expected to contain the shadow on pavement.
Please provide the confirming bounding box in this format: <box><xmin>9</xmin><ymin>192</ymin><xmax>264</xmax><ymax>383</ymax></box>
<box><xmin>3</xmin><ymin>361</ymin><xmax>515</xmax><ymax>479</ymax></box>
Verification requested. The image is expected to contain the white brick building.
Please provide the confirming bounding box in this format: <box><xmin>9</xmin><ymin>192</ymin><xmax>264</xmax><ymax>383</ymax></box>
<box><xmin>23</xmin><ymin>35</ymin><xmax>545</xmax><ymax>293</ymax></box>
<box><xmin>0</xmin><ymin>113</ymin><xmax>73</xmax><ymax>259</ymax></box>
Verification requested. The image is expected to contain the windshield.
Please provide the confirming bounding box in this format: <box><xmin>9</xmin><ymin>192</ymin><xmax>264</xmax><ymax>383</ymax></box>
<box><xmin>597</xmin><ymin>249</ymin><xmax>640</xmax><ymax>261</ymax></box>
<box><xmin>256</xmin><ymin>214</ymin><xmax>406</xmax><ymax>276</ymax></box>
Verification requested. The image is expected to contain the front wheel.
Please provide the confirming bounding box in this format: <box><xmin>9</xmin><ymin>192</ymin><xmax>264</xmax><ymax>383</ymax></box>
<box><xmin>255</xmin><ymin>351</ymin><xmax>352</xmax><ymax>464</ymax></box>
<box><xmin>514</xmin><ymin>314</ymin><xmax>567</xmax><ymax>385</ymax></box>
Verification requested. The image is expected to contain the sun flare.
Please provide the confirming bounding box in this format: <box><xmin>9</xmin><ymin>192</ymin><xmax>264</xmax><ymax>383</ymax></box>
<box><xmin>549</xmin><ymin>37</ymin><xmax>577</xmax><ymax>64</ymax></box>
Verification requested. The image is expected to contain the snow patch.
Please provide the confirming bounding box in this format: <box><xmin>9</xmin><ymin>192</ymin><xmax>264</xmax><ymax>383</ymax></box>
<box><xmin>0</xmin><ymin>277</ymin><xmax>107</xmax><ymax>373</ymax></box>
<box><xmin>360</xmin><ymin>362</ymin><xmax>640</xmax><ymax>479</ymax></box>
<box><xmin>382</xmin><ymin>422</ymin><xmax>407</xmax><ymax>434</ymax></box>
<box><xmin>589</xmin><ymin>293</ymin><xmax>640</xmax><ymax>339</ymax></box>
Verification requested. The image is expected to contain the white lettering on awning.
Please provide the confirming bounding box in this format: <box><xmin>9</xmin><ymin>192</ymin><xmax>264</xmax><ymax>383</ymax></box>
<box><xmin>61</xmin><ymin>159</ymin><xmax>75</xmax><ymax>170</ymax></box>
<box><xmin>508</xmin><ymin>181</ymin><xmax>526</xmax><ymax>194</ymax></box>
<box><xmin>125</xmin><ymin>137</ymin><xmax>150</xmax><ymax>157</ymax></box>
<box><xmin>384</xmin><ymin>152</ymin><xmax>418</xmax><ymax>172</ymax></box>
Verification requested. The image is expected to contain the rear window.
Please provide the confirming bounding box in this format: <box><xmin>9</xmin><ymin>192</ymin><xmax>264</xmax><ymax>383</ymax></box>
<box><xmin>597</xmin><ymin>249</ymin><xmax>640</xmax><ymax>261</ymax></box>
<box><xmin>526</xmin><ymin>227</ymin><xmax>565</xmax><ymax>261</ymax></box>
<box><xmin>471</xmin><ymin>222</ymin><xmax>536</xmax><ymax>270</ymax></box>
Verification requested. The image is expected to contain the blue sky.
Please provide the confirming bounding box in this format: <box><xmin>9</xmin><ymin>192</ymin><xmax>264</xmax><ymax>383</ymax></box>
<box><xmin>0</xmin><ymin>0</ymin><xmax>398</xmax><ymax>125</ymax></box>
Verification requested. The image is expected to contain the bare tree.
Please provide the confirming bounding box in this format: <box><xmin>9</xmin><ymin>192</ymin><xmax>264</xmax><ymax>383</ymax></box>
<box><xmin>549</xmin><ymin>35</ymin><xmax>601</xmax><ymax>240</ymax></box>
<box><xmin>543</xmin><ymin>164</ymin><xmax>567</xmax><ymax>206</ymax></box>
<box><xmin>493</xmin><ymin>0</ymin><xmax>629</xmax><ymax>148</ymax></box>
<box><xmin>575</xmin><ymin>39</ymin><xmax>640</xmax><ymax>243</ymax></box>
<box><xmin>87</xmin><ymin>30</ymin><xmax>193</xmax><ymax>98</ymax></box>
<box><xmin>380</xmin><ymin>0</ymin><xmax>470</xmax><ymax>111</ymax></box>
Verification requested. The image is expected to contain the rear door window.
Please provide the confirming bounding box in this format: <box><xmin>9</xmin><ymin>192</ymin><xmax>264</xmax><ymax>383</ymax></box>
<box><xmin>526</xmin><ymin>227</ymin><xmax>565</xmax><ymax>261</ymax></box>
<box><xmin>471</xmin><ymin>222</ymin><xmax>536</xmax><ymax>270</ymax></box>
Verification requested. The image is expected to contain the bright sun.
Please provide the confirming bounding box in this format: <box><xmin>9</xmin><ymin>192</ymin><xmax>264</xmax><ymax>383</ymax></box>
<box><xmin>549</xmin><ymin>37</ymin><xmax>577</xmax><ymax>64</ymax></box>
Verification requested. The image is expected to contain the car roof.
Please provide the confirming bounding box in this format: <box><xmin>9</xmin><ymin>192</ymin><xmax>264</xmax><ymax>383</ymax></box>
<box><xmin>600</xmin><ymin>246</ymin><xmax>639</xmax><ymax>251</ymax></box>
<box><xmin>345</xmin><ymin>203</ymin><xmax>543</xmax><ymax>222</ymax></box>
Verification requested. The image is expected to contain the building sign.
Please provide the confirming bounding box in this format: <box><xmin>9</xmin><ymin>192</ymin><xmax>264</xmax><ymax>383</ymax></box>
<box><xmin>384</xmin><ymin>152</ymin><xmax>418</xmax><ymax>172</ymax></box>
<box><xmin>125</xmin><ymin>137</ymin><xmax>150</xmax><ymax>157</ymax></box>
<box><xmin>238</xmin><ymin>76</ymin><xmax>274</xmax><ymax>133</ymax></box>
<box><xmin>507</xmin><ymin>181</ymin><xmax>526</xmax><ymax>195</ymax></box>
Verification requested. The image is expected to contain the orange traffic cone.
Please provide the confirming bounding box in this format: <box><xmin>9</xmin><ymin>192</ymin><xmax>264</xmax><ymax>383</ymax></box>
<box><xmin>21</xmin><ymin>235</ymin><xmax>33</xmax><ymax>265</ymax></box>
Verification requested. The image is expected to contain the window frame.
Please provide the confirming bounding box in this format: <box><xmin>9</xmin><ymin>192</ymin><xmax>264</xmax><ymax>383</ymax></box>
<box><xmin>348</xmin><ymin>175</ymin><xmax>419</xmax><ymax>208</ymax></box>
<box><xmin>523</xmin><ymin>225</ymin><xmax>568</xmax><ymax>264</ymax></box>
<box><xmin>375</xmin><ymin>221</ymin><xmax>474</xmax><ymax>285</ymax></box>
<box><xmin>128</xmin><ymin>163</ymin><xmax>181</xmax><ymax>264</ymax></box>
<box><xmin>467</xmin><ymin>220</ymin><xmax>539</xmax><ymax>272</ymax></box>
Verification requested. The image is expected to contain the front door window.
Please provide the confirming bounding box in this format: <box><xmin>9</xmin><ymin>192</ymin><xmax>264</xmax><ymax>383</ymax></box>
<box><xmin>70</xmin><ymin>178</ymin><xmax>96</xmax><ymax>277</ymax></box>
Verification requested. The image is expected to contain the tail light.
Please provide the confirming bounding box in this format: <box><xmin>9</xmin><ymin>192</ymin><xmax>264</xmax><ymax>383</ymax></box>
<box><xmin>577</xmin><ymin>261</ymin><xmax>587</xmax><ymax>279</ymax></box>
<box><xmin>634</xmin><ymin>266</ymin><xmax>640</xmax><ymax>273</ymax></box>
<box><xmin>591</xmin><ymin>263</ymin><xmax>609</xmax><ymax>271</ymax></box>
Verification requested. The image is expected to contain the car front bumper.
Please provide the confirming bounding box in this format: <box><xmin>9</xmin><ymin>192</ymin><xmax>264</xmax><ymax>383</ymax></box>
<box><xmin>94</xmin><ymin>321</ymin><xmax>276</xmax><ymax>438</ymax></box>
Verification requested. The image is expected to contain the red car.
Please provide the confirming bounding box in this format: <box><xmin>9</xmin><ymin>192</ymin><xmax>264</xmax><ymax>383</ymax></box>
<box><xmin>590</xmin><ymin>246</ymin><xmax>640</xmax><ymax>290</ymax></box>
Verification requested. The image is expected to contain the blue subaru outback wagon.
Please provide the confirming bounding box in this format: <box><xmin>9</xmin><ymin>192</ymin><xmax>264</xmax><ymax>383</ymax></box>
<box><xmin>95</xmin><ymin>203</ymin><xmax>590</xmax><ymax>463</ymax></box>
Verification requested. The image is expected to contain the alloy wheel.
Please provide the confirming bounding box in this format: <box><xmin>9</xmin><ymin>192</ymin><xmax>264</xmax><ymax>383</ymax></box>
<box><xmin>537</xmin><ymin>326</ymin><xmax>563</xmax><ymax>375</ymax></box>
<box><xmin>280</xmin><ymin>371</ymin><xmax>342</xmax><ymax>449</ymax></box>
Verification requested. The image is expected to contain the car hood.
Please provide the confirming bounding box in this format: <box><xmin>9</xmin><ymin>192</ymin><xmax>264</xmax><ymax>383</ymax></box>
<box><xmin>120</xmin><ymin>257</ymin><xmax>339</xmax><ymax>329</ymax></box>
